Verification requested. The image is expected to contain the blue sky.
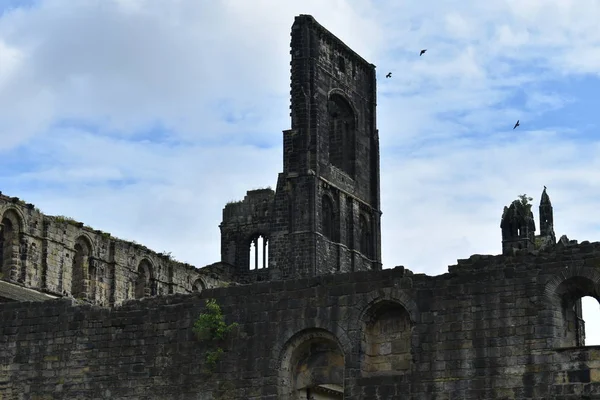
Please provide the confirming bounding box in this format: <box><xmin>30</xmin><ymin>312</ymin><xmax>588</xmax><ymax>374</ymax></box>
<box><xmin>0</xmin><ymin>0</ymin><xmax>599</xmax><ymax>344</ymax></box>
<box><xmin>0</xmin><ymin>0</ymin><xmax>37</xmax><ymax>15</ymax></box>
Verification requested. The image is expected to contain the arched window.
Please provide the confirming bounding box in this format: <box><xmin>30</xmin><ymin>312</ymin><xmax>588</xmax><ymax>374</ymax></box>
<box><xmin>359</xmin><ymin>214</ymin><xmax>372</xmax><ymax>258</ymax></box>
<box><xmin>88</xmin><ymin>260</ymin><xmax>97</xmax><ymax>302</ymax></box>
<box><xmin>362</xmin><ymin>301</ymin><xmax>412</xmax><ymax>375</ymax></box>
<box><xmin>249</xmin><ymin>235</ymin><xmax>268</xmax><ymax>270</ymax></box>
<box><xmin>72</xmin><ymin>236</ymin><xmax>92</xmax><ymax>299</ymax></box>
<box><xmin>328</xmin><ymin>93</ymin><xmax>356</xmax><ymax>178</ymax></box>
<box><xmin>135</xmin><ymin>260</ymin><xmax>153</xmax><ymax>298</ymax></box>
<box><xmin>192</xmin><ymin>278</ymin><xmax>205</xmax><ymax>293</ymax></box>
<box><xmin>0</xmin><ymin>210</ymin><xmax>22</xmax><ymax>283</ymax></box>
<box><xmin>553</xmin><ymin>276</ymin><xmax>600</xmax><ymax>347</ymax></box>
<box><xmin>322</xmin><ymin>195</ymin><xmax>335</xmax><ymax>241</ymax></box>
<box><xmin>581</xmin><ymin>296</ymin><xmax>600</xmax><ymax>346</ymax></box>
<box><xmin>346</xmin><ymin>199</ymin><xmax>354</xmax><ymax>248</ymax></box>
<box><xmin>279</xmin><ymin>329</ymin><xmax>345</xmax><ymax>399</ymax></box>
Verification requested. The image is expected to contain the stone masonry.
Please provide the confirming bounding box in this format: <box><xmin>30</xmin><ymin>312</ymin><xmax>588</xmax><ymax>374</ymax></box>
<box><xmin>0</xmin><ymin>193</ymin><xmax>233</xmax><ymax>306</ymax></box>
<box><xmin>1</xmin><ymin>14</ymin><xmax>600</xmax><ymax>400</ymax></box>
<box><xmin>1</xmin><ymin>243</ymin><xmax>600</xmax><ymax>399</ymax></box>
<box><xmin>220</xmin><ymin>14</ymin><xmax>383</xmax><ymax>281</ymax></box>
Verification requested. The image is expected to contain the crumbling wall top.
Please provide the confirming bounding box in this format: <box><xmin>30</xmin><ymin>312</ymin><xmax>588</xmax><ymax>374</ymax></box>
<box><xmin>447</xmin><ymin>237</ymin><xmax>600</xmax><ymax>275</ymax></box>
<box><xmin>222</xmin><ymin>188</ymin><xmax>274</xmax><ymax>225</ymax></box>
<box><xmin>292</xmin><ymin>14</ymin><xmax>376</xmax><ymax>70</ymax></box>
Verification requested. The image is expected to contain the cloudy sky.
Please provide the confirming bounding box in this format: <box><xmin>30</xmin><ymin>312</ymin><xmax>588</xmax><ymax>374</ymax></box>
<box><xmin>1</xmin><ymin>0</ymin><xmax>599</xmax><ymax>344</ymax></box>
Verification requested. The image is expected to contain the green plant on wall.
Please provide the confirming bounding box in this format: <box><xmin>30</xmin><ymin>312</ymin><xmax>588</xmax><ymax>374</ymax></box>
<box><xmin>54</xmin><ymin>215</ymin><xmax>75</xmax><ymax>224</ymax></box>
<box><xmin>192</xmin><ymin>298</ymin><xmax>238</xmax><ymax>372</ymax></box>
<box><xmin>517</xmin><ymin>194</ymin><xmax>533</xmax><ymax>216</ymax></box>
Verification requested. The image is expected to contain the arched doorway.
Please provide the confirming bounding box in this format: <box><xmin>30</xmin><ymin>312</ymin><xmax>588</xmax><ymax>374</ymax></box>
<box><xmin>278</xmin><ymin>329</ymin><xmax>345</xmax><ymax>399</ymax></box>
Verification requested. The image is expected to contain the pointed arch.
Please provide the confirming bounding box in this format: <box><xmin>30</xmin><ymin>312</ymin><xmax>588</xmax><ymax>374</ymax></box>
<box><xmin>327</xmin><ymin>88</ymin><xmax>358</xmax><ymax>122</ymax></box>
<box><xmin>361</xmin><ymin>300</ymin><xmax>413</xmax><ymax>375</ymax></box>
<box><xmin>327</xmin><ymin>92</ymin><xmax>356</xmax><ymax>178</ymax></box>
<box><xmin>321</xmin><ymin>194</ymin><xmax>337</xmax><ymax>242</ymax></box>
<box><xmin>359</xmin><ymin>213</ymin><xmax>372</xmax><ymax>258</ymax></box>
<box><xmin>0</xmin><ymin>208</ymin><xmax>23</xmax><ymax>283</ymax></box>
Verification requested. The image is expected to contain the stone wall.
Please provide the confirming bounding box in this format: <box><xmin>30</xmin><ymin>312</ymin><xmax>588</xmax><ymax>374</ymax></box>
<box><xmin>0</xmin><ymin>193</ymin><xmax>229</xmax><ymax>306</ymax></box>
<box><xmin>220</xmin><ymin>189</ymin><xmax>274</xmax><ymax>273</ymax></box>
<box><xmin>2</xmin><ymin>242</ymin><xmax>600</xmax><ymax>399</ymax></box>
<box><xmin>224</xmin><ymin>14</ymin><xmax>383</xmax><ymax>281</ymax></box>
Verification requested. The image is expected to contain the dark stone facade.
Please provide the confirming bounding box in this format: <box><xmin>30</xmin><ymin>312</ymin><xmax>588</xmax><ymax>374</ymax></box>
<box><xmin>220</xmin><ymin>15</ymin><xmax>382</xmax><ymax>281</ymax></box>
<box><xmin>501</xmin><ymin>188</ymin><xmax>557</xmax><ymax>256</ymax></box>
<box><xmin>1</xmin><ymin>14</ymin><xmax>600</xmax><ymax>400</ymax></box>
<box><xmin>1</xmin><ymin>247</ymin><xmax>600</xmax><ymax>399</ymax></box>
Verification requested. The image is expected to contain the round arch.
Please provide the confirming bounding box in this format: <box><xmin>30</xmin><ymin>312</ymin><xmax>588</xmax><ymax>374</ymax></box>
<box><xmin>327</xmin><ymin>88</ymin><xmax>358</xmax><ymax>125</ymax></box>
<box><xmin>0</xmin><ymin>207</ymin><xmax>25</xmax><ymax>232</ymax></box>
<box><xmin>137</xmin><ymin>258</ymin><xmax>154</xmax><ymax>280</ymax></box>
<box><xmin>357</xmin><ymin>288</ymin><xmax>420</xmax><ymax>325</ymax></box>
<box><xmin>357</xmin><ymin>288</ymin><xmax>420</xmax><ymax>376</ymax></box>
<box><xmin>71</xmin><ymin>235</ymin><xmax>94</xmax><ymax>299</ymax></box>
<box><xmin>543</xmin><ymin>266</ymin><xmax>600</xmax><ymax>347</ymax></box>
<box><xmin>0</xmin><ymin>207</ymin><xmax>25</xmax><ymax>282</ymax></box>
<box><xmin>135</xmin><ymin>258</ymin><xmax>154</xmax><ymax>298</ymax></box>
<box><xmin>544</xmin><ymin>266</ymin><xmax>600</xmax><ymax>302</ymax></box>
<box><xmin>74</xmin><ymin>234</ymin><xmax>94</xmax><ymax>255</ymax></box>
<box><xmin>247</xmin><ymin>233</ymin><xmax>269</xmax><ymax>270</ymax></box>
<box><xmin>246</xmin><ymin>231</ymin><xmax>270</xmax><ymax>247</ymax></box>
<box><xmin>275</xmin><ymin>327</ymin><xmax>350</xmax><ymax>399</ymax></box>
<box><xmin>192</xmin><ymin>277</ymin><xmax>206</xmax><ymax>292</ymax></box>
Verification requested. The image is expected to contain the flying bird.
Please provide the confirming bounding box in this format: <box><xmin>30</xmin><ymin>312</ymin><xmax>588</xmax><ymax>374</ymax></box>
<box><xmin>420</xmin><ymin>49</ymin><xmax>427</xmax><ymax>56</ymax></box>
<box><xmin>386</xmin><ymin>72</ymin><xmax>392</xmax><ymax>78</ymax></box>
<box><xmin>513</xmin><ymin>120</ymin><xmax>520</xmax><ymax>130</ymax></box>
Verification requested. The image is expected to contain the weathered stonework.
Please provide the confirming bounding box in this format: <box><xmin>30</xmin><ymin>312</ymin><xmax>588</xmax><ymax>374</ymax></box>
<box><xmin>1</xmin><ymin>14</ymin><xmax>600</xmax><ymax>400</ymax></box>
<box><xmin>1</xmin><ymin>248</ymin><xmax>600</xmax><ymax>399</ymax></box>
<box><xmin>0</xmin><ymin>194</ymin><xmax>232</xmax><ymax>306</ymax></box>
<box><xmin>220</xmin><ymin>15</ymin><xmax>382</xmax><ymax>281</ymax></box>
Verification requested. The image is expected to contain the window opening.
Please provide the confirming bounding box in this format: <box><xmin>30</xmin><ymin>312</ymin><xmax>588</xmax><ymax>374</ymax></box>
<box><xmin>581</xmin><ymin>296</ymin><xmax>600</xmax><ymax>346</ymax></box>
<box><xmin>249</xmin><ymin>235</ymin><xmax>268</xmax><ymax>269</ymax></box>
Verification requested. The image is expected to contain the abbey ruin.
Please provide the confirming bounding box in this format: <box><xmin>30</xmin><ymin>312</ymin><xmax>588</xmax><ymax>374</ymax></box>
<box><xmin>1</xmin><ymin>14</ymin><xmax>599</xmax><ymax>400</ymax></box>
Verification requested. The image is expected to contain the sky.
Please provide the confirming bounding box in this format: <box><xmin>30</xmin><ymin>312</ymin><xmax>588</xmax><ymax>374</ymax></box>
<box><xmin>0</xmin><ymin>0</ymin><xmax>599</xmax><ymax>344</ymax></box>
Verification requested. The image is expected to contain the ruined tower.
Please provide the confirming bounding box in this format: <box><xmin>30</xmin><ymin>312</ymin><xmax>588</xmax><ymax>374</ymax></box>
<box><xmin>220</xmin><ymin>15</ymin><xmax>382</xmax><ymax>278</ymax></box>
<box><xmin>500</xmin><ymin>187</ymin><xmax>557</xmax><ymax>254</ymax></box>
<box><xmin>271</xmin><ymin>14</ymin><xmax>382</xmax><ymax>278</ymax></box>
<box><xmin>539</xmin><ymin>186</ymin><xmax>556</xmax><ymax>244</ymax></box>
<box><xmin>501</xmin><ymin>195</ymin><xmax>536</xmax><ymax>254</ymax></box>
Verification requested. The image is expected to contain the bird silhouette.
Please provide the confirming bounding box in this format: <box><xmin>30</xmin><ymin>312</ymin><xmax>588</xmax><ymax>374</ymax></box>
<box><xmin>420</xmin><ymin>49</ymin><xmax>427</xmax><ymax>56</ymax></box>
<box><xmin>513</xmin><ymin>120</ymin><xmax>520</xmax><ymax>130</ymax></box>
<box><xmin>386</xmin><ymin>72</ymin><xmax>392</xmax><ymax>78</ymax></box>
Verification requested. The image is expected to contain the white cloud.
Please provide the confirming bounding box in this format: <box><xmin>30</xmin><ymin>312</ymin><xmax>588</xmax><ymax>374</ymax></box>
<box><xmin>0</xmin><ymin>0</ymin><xmax>599</xmax><ymax>344</ymax></box>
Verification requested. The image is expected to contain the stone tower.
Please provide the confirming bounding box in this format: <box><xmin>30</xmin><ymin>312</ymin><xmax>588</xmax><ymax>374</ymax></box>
<box><xmin>539</xmin><ymin>186</ymin><xmax>556</xmax><ymax>243</ymax></box>
<box><xmin>500</xmin><ymin>195</ymin><xmax>536</xmax><ymax>255</ymax></box>
<box><xmin>219</xmin><ymin>15</ymin><xmax>383</xmax><ymax>279</ymax></box>
<box><xmin>500</xmin><ymin>187</ymin><xmax>558</xmax><ymax>255</ymax></box>
<box><xmin>270</xmin><ymin>14</ymin><xmax>382</xmax><ymax>278</ymax></box>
